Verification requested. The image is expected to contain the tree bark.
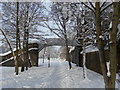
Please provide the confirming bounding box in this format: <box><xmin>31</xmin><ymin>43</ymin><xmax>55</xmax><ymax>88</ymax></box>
<box><xmin>108</xmin><ymin>2</ymin><xmax>119</xmax><ymax>88</ymax></box>
<box><xmin>43</xmin><ymin>48</ymin><xmax>46</xmax><ymax>63</ymax></box>
<box><xmin>95</xmin><ymin>2</ymin><xmax>109</xmax><ymax>88</ymax></box>
<box><xmin>17</xmin><ymin>23</ymin><xmax>25</xmax><ymax>72</ymax></box>
<box><xmin>65</xmin><ymin>42</ymin><xmax>72</xmax><ymax>69</ymax></box>
<box><xmin>62</xmin><ymin>19</ymin><xmax>72</xmax><ymax>69</ymax></box>
<box><xmin>65</xmin><ymin>32</ymin><xmax>72</xmax><ymax>69</ymax></box>
<box><xmin>95</xmin><ymin>2</ymin><xmax>119</xmax><ymax>89</ymax></box>
<box><xmin>15</xmin><ymin>2</ymin><xmax>19</xmax><ymax>75</ymax></box>
<box><xmin>23</xmin><ymin>3</ymin><xmax>30</xmax><ymax>70</ymax></box>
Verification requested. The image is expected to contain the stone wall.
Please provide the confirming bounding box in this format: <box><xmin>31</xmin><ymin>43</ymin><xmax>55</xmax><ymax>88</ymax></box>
<box><xmin>71</xmin><ymin>46</ymin><xmax>82</xmax><ymax>66</ymax></box>
<box><xmin>29</xmin><ymin>49</ymin><xmax>39</xmax><ymax>66</ymax></box>
<box><xmin>28</xmin><ymin>43</ymin><xmax>39</xmax><ymax>66</ymax></box>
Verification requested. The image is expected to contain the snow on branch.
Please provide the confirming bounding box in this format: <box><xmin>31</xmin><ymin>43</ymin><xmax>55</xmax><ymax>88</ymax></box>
<box><xmin>106</xmin><ymin>61</ymin><xmax>110</xmax><ymax>77</ymax></box>
<box><xmin>0</xmin><ymin>57</ymin><xmax>14</xmax><ymax>65</ymax></box>
<box><xmin>99</xmin><ymin>35</ymin><xmax>104</xmax><ymax>40</ymax></box>
<box><xmin>109</xmin><ymin>22</ymin><xmax>112</xmax><ymax>29</ymax></box>
<box><xmin>0</xmin><ymin>48</ymin><xmax>17</xmax><ymax>57</ymax></box>
<box><xmin>81</xmin><ymin>2</ymin><xmax>95</xmax><ymax>14</ymax></box>
<box><xmin>100</xmin><ymin>3</ymin><xmax>113</xmax><ymax>13</ymax></box>
<box><xmin>69</xmin><ymin>46</ymin><xmax>75</xmax><ymax>53</ymax></box>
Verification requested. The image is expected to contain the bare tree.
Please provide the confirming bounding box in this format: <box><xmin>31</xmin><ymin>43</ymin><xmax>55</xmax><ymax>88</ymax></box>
<box><xmin>0</xmin><ymin>29</ymin><xmax>15</xmax><ymax>64</ymax></box>
<box><xmin>15</xmin><ymin>2</ymin><xmax>19</xmax><ymax>75</ymax></box>
<box><xmin>42</xmin><ymin>2</ymin><xmax>76</xmax><ymax>69</ymax></box>
<box><xmin>2</xmin><ymin>2</ymin><xmax>45</xmax><ymax>72</ymax></box>
<box><xmin>82</xmin><ymin>1</ymin><xmax>119</xmax><ymax>88</ymax></box>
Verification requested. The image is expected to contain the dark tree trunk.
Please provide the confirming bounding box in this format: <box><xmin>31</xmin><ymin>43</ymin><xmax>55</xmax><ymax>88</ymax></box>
<box><xmin>43</xmin><ymin>48</ymin><xmax>46</xmax><ymax>63</ymax></box>
<box><xmin>23</xmin><ymin>3</ymin><xmax>30</xmax><ymax>70</ymax></box>
<box><xmin>15</xmin><ymin>2</ymin><xmax>19</xmax><ymax>75</ymax></box>
<box><xmin>62</xmin><ymin>18</ymin><xmax>72</xmax><ymax>69</ymax></box>
<box><xmin>108</xmin><ymin>2</ymin><xmax>119</xmax><ymax>88</ymax></box>
<box><xmin>48</xmin><ymin>54</ymin><xmax>50</xmax><ymax>67</ymax></box>
<box><xmin>95</xmin><ymin>2</ymin><xmax>108</xmax><ymax>88</ymax></box>
<box><xmin>65</xmin><ymin>33</ymin><xmax>72</xmax><ymax>69</ymax></box>
<box><xmin>95</xmin><ymin>2</ymin><xmax>119</xmax><ymax>89</ymax></box>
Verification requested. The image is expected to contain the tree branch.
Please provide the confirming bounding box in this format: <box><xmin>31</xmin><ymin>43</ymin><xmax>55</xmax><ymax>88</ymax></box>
<box><xmin>88</xmin><ymin>1</ymin><xmax>96</xmax><ymax>10</ymax></box>
<box><xmin>0</xmin><ymin>28</ymin><xmax>15</xmax><ymax>60</ymax></box>
<box><xmin>43</xmin><ymin>22</ymin><xmax>65</xmax><ymax>40</ymax></box>
<box><xmin>81</xmin><ymin>2</ymin><xmax>95</xmax><ymax>14</ymax></box>
<box><xmin>100</xmin><ymin>3</ymin><xmax>113</xmax><ymax>13</ymax></box>
<box><xmin>100</xmin><ymin>1</ymin><xmax>107</xmax><ymax>10</ymax></box>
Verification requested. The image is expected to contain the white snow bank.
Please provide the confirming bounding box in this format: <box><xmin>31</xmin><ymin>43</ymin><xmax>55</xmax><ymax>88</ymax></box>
<box><xmin>29</xmin><ymin>38</ymin><xmax>39</xmax><ymax>44</ymax></box>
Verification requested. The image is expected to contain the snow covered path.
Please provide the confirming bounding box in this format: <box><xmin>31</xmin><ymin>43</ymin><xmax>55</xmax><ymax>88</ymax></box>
<box><xmin>1</xmin><ymin>58</ymin><xmax>105</xmax><ymax>88</ymax></box>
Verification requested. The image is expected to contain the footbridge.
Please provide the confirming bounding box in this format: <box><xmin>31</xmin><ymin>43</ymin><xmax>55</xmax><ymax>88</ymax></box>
<box><xmin>1</xmin><ymin>38</ymin><xmax>81</xmax><ymax>67</ymax></box>
<box><xmin>37</xmin><ymin>38</ymin><xmax>80</xmax><ymax>52</ymax></box>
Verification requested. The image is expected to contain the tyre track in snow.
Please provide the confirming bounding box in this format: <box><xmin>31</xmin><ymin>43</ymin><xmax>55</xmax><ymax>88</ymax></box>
<box><xmin>41</xmin><ymin>60</ymin><xmax>69</xmax><ymax>88</ymax></box>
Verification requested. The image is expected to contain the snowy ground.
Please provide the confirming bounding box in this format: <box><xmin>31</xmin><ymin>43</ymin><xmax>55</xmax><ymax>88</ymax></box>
<box><xmin>0</xmin><ymin>58</ymin><xmax>118</xmax><ymax>88</ymax></box>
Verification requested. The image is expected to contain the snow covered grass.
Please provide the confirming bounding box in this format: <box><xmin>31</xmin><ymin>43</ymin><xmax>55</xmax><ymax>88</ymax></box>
<box><xmin>0</xmin><ymin>58</ymin><xmax>111</xmax><ymax>88</ymax></box>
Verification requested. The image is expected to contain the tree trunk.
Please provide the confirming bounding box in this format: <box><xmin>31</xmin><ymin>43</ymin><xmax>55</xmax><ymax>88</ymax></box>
<box><xmin>21</xmin><ymin>48</ymin><xmax>25</xmax><ymax>72</ymax></box>
<box><xmin>23</xmin><ymin>3</ymin><xmax>30</xmax><ymax>70</ymax></box>
<box><xmin>65</xmin><ymin>38</ymin><xmax>72</xmax><ymax>69</ymax></box>
<box><xmin>0</xmin><ymin>29</ymin><xmax>15</xmax><ymax>58</ymax></box>
<box><xmin>43</xmin><ymin>48</ymin><xmax>46</xmax><ymax>63</ymax></box>
<box><xmin>95</xmin><ymin>2</ymin><xmax>109</xmax><ymax>88</ymax></box>
<box><xmin>17</xmin><ymin>24</ymin><xmax>25</xmax><ymax>72</ymax></box>
<box><xmin>63</xmin><ymin>19</ymin><xmax>72</xmax><ymax>69</ymax></box>
<box><xmin>108</xmin><ymin>2</ymin><xmax>119</xmax><ymax>88</ymax></box>
<box><xmin>15</xmin><ymin>2</ymin><xmax>19</xmax><ymax>75</ymax></box>
<box><xmin>95</xmin><ymin>2</ymin><xmax>119</xmax><ymax>89</ymax></box>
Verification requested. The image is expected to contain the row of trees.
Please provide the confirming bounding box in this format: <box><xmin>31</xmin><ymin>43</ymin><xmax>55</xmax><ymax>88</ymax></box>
<box><xmin>1</xmin><ymin>2</ymin><xmax>45</xmax><ymax>75</ymax></box>
<box><xmin>42</xmin><ymin>2</ymin><xmax>120</xmax><ymax>89</ymax></box>
<box><xmin>0</xmin><ymin>1</ymin><xmax>119</xmax><ymax>89</ymax></box>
